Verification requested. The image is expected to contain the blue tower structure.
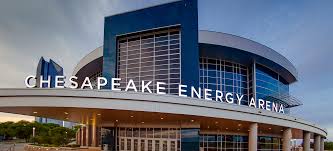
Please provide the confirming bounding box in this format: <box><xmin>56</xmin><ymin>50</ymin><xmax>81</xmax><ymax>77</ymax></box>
<box><xmin>35</xmin><ymin>57</ymin><xmax>74</xmax><ymax>128</ymax></box>
<box><xmin>36</xmin><ymin>57</ymin><xmax>63</xmax><ymax>88</ymax></box>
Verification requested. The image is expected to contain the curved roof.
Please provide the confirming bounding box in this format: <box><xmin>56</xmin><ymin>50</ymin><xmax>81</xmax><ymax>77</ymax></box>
<box><xmin>72</xmin><ymin>46</ymin><xmax>103</xmax><ymax>76</ymax></box>
<box><xmin>199</xmin><ymin>30</ymin><xmax>298</xmax><ymax>83</ymax></box>
<box><xmin>0</xmin><ymin>88</ymin><xmax>326</xmax><ymax>137</ymax></box>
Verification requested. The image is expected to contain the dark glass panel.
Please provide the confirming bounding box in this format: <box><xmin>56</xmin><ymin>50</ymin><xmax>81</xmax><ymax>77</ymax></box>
<box><xmin>155</xmin><ymin>55</ymin><xmax>169</xmax><ymax>61</ymax></box>
<box><xmin>155</xmin><ymin>36</ymin><xmax>168</xmax><ymax>42</ymax></box>
<box><xmin>141</xmin><ymin>48</ymin><xmax>154</xmax><ymax>53</ymax></box>
<box><xmin>141</xmin><ymin>38</ymin><xmax>154</xmax><ymax>44</ymax></box>
<box><xmin>155</xmin><ymin>41</ymin><xmax>169</xmax><ymax>46</ymax></box>
<box><xmin>170</xmin><ymin>44</ymin><xmax>179</xmax><ymax>49</ymax></box>
<box><xmin>170</xmin><ymin>79</ymin><xmax>180</xmax><ymax>84</ymax></box>
<box><xmin>170</xmin><ymin>54</ymin><xmax>180</xmax><ymax>60</ymax></box>
<box><xmin>181</xmin><ymin>129</ymin><xmax>200</xmax><ymax>151</ymax></box>
<box><xmin>170</xmin><ymin>39</ymin><xmax>179</xmax><ymax>44</ymax></box>
<box><xmin>170</xmin><ymin>49</ymin><xmax>180</xmax><ymax>54</ymax></box>
<box><xmin>155</xmin><ymin>50</ymin><xmax>169</xmax><ymax>56</ymax></box>
<box><xmin>147</xmin><ymin>128</ymin><xmax>153</xmax><ymax>138</ymax></box>
<box><xmin>169</xmin><ymin>34</ymin><xmax>179</xmax><ymax>40</ymax></box>
<box><xmin>142</xmin><ymin>43</ymin><xmax>154</xmax><ymax>48</ymax></box>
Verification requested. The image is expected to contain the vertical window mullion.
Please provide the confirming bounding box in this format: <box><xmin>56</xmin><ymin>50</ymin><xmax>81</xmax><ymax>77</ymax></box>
<box><xmin>153</xmin><ymin>33</ymin><xmax>156</xmax><ymax>92</ymax></box>
<box><xmin>126</xmin><ymin>39</ymin><xmax>129</xmax><ymax>87</ymax></box>
<box><xmin>168</xmin><ymin>30</ymin><xmax>170</xmax><ymax>94</ymax></box>
<box><xmin>139</xmin><ymin>36</ymin><xmax>142</xmax><ymax>91</ymax></box>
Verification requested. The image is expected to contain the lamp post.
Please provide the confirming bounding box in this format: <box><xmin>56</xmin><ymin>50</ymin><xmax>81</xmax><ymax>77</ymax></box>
<box><xmin>32</xmin><ymin>127</ymin><xmax>35</xmax><ymax>144</ymax></box>
<box><xmin>65</xmin><ymin>131</ymin><xmax>68</xmax><ymax>145</ymax></box>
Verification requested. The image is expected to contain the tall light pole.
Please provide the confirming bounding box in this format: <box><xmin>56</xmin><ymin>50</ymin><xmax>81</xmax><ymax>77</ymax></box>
<box><xmin>32</xmin><ymin>127</ymin><xmax>35</xmax><ymax>144</ymax></box>
<box><xmin>32</xmin><ymin>127</ymin><xmax>35</xmax><ymax>137</ymax></box>
<box><xmin>65</xmin><ymin>131</ymin><xmax>68</xmax><ymax>145</ymax></box>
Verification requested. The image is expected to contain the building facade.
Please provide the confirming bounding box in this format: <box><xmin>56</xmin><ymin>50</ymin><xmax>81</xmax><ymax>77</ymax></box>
<box><xmin>0</xmin><ymin>1</ymin><xmax>327</xmax><ymax>151</ymax></box>
<box><xmin>69</xmin><ymin>1</ymin><xmax>326</xmax><ymax>151</ymax></box>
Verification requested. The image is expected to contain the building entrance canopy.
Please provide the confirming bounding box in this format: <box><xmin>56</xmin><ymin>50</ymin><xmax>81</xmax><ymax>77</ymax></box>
<box><xmin>0</xmin><ymin>88</ymin><xmax>326</xmax><ymax>138</ymax></box>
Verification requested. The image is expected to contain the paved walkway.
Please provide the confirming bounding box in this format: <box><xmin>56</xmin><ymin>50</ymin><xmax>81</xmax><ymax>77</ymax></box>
<box><xmin>14</xmin><ymin>143</ymin><xmax>27</xmax><ymax>151</ymax></box>
<box><xmin>0</xmin><ymin>143</ymin><xmax>27</xmax><ymax>151</ymax></box>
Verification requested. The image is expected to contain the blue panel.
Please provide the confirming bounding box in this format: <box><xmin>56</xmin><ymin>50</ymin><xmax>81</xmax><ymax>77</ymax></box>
<box><xmin>255</xmin><ymin>64</ymin><xmax>289</xmax><ymax>99</ymax></box>
<box><xmin>103</xmin><ymin>0</ymin><xmax>199</xmax><ymax>89</ymax></box>
<box><xmin>36</xmin><ymin>57</ymin><xmax>63</xmax><ymax>88</ymax></box>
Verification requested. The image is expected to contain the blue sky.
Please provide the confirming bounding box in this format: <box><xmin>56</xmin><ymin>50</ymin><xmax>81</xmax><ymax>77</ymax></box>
<box><xmin>0</xmin><ymin>0</ymin><xmax>332</xmax><ymax>140</ymax></box>
<box><xmin>198</xmin><ymin>0</ymin><xmax>333</xmax><ymax>140</ymax></box>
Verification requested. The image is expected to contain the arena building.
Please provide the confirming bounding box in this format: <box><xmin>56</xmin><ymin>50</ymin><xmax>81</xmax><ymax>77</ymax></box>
<box><xmin>0</xmin><ymin>0</ymin><xmax>327</xmax><ymax>151</ymax></box>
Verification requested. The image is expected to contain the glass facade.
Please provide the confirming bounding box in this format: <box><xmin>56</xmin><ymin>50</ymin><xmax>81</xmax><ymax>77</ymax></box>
<box><xmin>101</xmin><ymin>127</ymin><xmax>117</xmax><ymax>151</ymax></box>
<box><xmin>90</xmin><ymin>71</ymin><xmax>103</xmax><ymax>89</ymax></box>
<box><xmin>258</xmin><ymin>136</ymin><xmax>282</xmax><ymax>151</ymax></box>
<box><xmin>199</xmin><ymin>58</ymin><xmax>249</xmax><ymax>105</ymax></box>
<box><xmin>117</xmin><ymin>127</ymin><xmax>181</xmax><ymax>151</ymax></box>
<box><xmin>200</xmin><ymin>134</ymin><xmax>248</xmax><ymax>151</ymax></box>
<box><xmin>117</xmin><ymin>27</ymin><xmax>181</xmax><ymax>94</ymax></box>
<box><xmin>181</xmin><ymin>129</ymin><xmax>200</xmax><ymax>151</ymax></box>
<box><xmin>255</xmin><ymin>64</ymin><xmax>289</xmax><ymax>102</ymax></box>
<box><xmin>102</xmin><ymin>128</ymin><xmax>284</xmax><ymax>151</ymax></box>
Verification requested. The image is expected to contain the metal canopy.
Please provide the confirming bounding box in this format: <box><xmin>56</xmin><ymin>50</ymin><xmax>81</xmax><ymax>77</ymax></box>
<box><xmin>265</xmin><ymin>94</ymin><xmax>303</xmax><ymax>108</ymax></box>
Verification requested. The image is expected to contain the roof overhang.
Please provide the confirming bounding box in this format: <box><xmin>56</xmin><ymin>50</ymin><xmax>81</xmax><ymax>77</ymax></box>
<box><xmin>199</xmin><ymin>30</ymin><xmax>298</xmax><ymax>83</ymax></box>
<box><xmin>72</xmin><ymin>46</ymin><xmax>103</xmax><ymax>76</ymax></box>
<box><xmin>0</xmin><ymin>88</ymin><xmax>326</xmax><ymax>137</ymax></box>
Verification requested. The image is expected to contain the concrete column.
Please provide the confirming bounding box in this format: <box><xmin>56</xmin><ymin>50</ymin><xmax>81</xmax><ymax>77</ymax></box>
<box><xmin>314</xmin><ymin>134</ymin><xmax>321</xmax><ymax>151</ymax></box>
<box><xmin>81</xmin><ymin>126</ymin><xmax>84</xmax><ymax>146</ymax></box>
<box><xmin>282</xmin><ymin>128</ymin><xmax>292</xmax><ymax>151</ymax></box>
<box><xmin>76</xmin><ymin>130</ymin><xmax>80</xmax><ymax>145</ymax></box>
<box><xmin>303</xmin><ymin>131</ymin><xmax>311</xmax><ymax>151</ymax></box>
<box><xmin>86</xmin><ymin>119</ymin><xmax>90</xmax><ymax>147</ymax></box>
<box><xmin>92</xmin><ymin>116</ymin><xmax>97</xmax><ymax>147</ymax></box>
<box><xmin>320</xmin><ymin>137</ymin><xmax>325</xmax><ymax>151</ymax></box>
<box><xmin>248</xmin><ymin>123</ymin><xmax>258</xmax><ymax>151</ymax></box>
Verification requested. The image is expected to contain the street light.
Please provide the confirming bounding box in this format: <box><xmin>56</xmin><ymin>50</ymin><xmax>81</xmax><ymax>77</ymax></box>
<box><xmin>32</xmin><ymin>127</ymin><xmax>36</xmax><ymax>144</ymax></box>
<box><xmin>65</xmin><ymin>131</ymin><xmax>68</xmax><ymax>145</ymax></box>
<box><xmin>32</xmin><ymin>127</ymin><xmax>35</xmax><ymax>137</ymax></box>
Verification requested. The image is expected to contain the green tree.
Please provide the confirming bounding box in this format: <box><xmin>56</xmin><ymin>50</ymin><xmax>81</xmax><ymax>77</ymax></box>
<box><xmin>15</xmin><ymin>120</ymin><xmax>33</xmax><ymax>142</ymax></box>
<box><xmin>325</xmin><ymin>141</ymin><xmax>333</xmax><ymax>150</ymax></box>
<box><xmin>49</xmin><ymin>127</ymin><xmax>72</xmax><ymax>146</ymax></box>
<box><xmin>0</xmin><ymin>120</ymin><xmax>77</xmax><ymax>146</ymax></box>
<box><xmin>0</xmin><ymin>121</ymin><xmax>17</xmax><ymax>139</ymax></box>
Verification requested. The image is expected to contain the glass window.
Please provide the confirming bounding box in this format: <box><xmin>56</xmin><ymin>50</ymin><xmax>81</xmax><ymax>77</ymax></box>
<box><xmin>255</xmin><ymin>64</ymin><xmax>290</xmax><ymax>107</ymax></box>
<box><xmin>162</xmin><ymin>128</ymin><xmax>168</xmax><ymax>138</ymax></box>
<box><xmin>155</xmin><ymin>140</ymin><xmax>160</xmax><ymax>151</ymax></box>
<box><xmin>162</xmin><ymin>141</ymin><xmax>167</xmax><ymax>151</ymax></box>
<box><xmin>147</xmin><ymin>128</ymin><xmax>154</xmax><ymax>138</ymax></box>
<box><xmin>134</xmin><ymin>139</ymin><xmax>138</xmax><ymax>151</ymax></box>
<box><xmin>153</xmin><ymin>128</ymin><xmax>161</xmax><ymax>138</ymax></box>
<box><xmin>121</xmin><ymin>139</ymin><xmax>125</xmax><ymax>150</ymax></box>
<box><xmin>140</xmin><ymin>128</ymin><xmax>146</xmax><ymax>138</ymax></box>
<box><xmin>140</xmin><ymin>140</ymin><xmax>145</xmax><ymax>151</ymax></box>
<box><xmin>200</xmin><ymin>134</ymin><xmax>248</xmax><ymax>151</ymax></box>
<box><xmin>127</xmin><ymin>139</ymin><xmax>131</xmax><ymax>151</ymax></box>
<box><xmin>199</xmin><ymin>58</ymin><xmax>289</xmax><ymax>107</ymax></box>
<box><xmin>148</xmin><ymin>140</ymin><xmax>152</xmax><ymax>151</ymax></box>
<box><xmin>258</xmin><ymin>136</ymin><xmax>282</xmax><ymax>151</ymax></box>
<box><xmin>117</xmin><ymin>27</ymin><xmax>181</xmax><ymax>94</ymax></box>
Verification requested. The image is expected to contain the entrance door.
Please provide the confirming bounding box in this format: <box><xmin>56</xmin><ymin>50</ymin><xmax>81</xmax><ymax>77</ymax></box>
<box><xmin>117</xmin><ymin>127</ymin><xmax>179</xmax><ymax>151</ymax></box>
<box><xmin>119</xmin><ymin>137</ymin><xmax>178</xmax><ymax>151</ymax></box>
